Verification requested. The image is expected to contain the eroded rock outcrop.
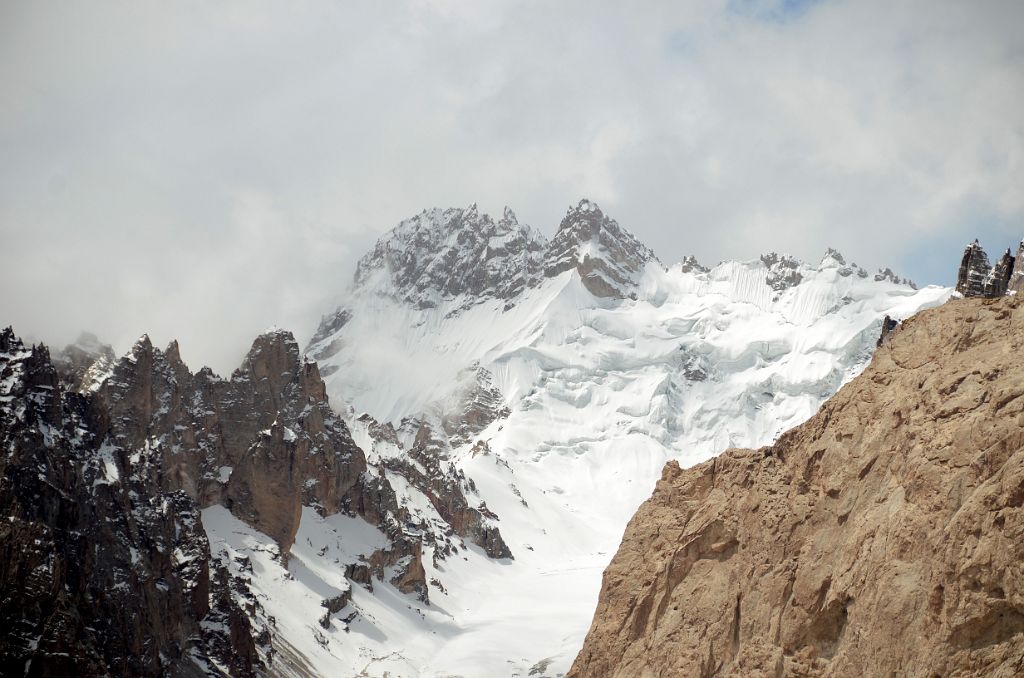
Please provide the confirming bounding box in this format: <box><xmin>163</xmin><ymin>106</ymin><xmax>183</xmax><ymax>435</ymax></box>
<box><xmin>957</xmin><ymin>239</ymin><xmax>993</xmax><ymax>297</ymax></box>
<box><xmin>0</xmin><ymin>328</ymin><xmax>263</xmax><ymax>677</ymax></box>
<box><xmin>956</xmin><ymin>239</ymin><xmax>1018</xmax><ymax>299</ymax></box>
<box><xmin>3</xmin><ymin>324</ymin><xmax>486</xmax><ymax>672</ymax></box>
<box><xmin>84</xmin><ymin>329</ymin><xmax>367</xmax><ymax>557</ymax></box>
<box><xmin>988</xmin><ymin>247</ymin><xmax>1016</xmax><ymax>298</ymax></box>
<box><xmin>352</xmin><ymin>413</ymin><xmax>514</xmax><ymax>563</ymax></box>
<box><xmin>570</xmin><ymin>297</ymin><xmax>1024</xmax><ymax>677</ymax></box>
<box><xmin>760</xmin><ymin>253</ymin><xmax>803</xmax><ymax>293</ymax></box>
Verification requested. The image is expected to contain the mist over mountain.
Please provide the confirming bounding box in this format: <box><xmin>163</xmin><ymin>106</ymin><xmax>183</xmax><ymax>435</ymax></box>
<box><xmin>2</xmin><ymin>1</ymin><xmax>1022</xmax><ymax>675</ymax></box>
<box><xmin>2</xmin><ymin>0</ymin><xmax>1022</xmax><ymax>371</ymax></box>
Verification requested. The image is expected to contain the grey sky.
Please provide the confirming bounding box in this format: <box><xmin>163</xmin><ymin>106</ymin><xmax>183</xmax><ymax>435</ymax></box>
<box><xmin>1</xmin><ymin>0</ymin><xmax>1022</xmax><ymax>373</ymax></box>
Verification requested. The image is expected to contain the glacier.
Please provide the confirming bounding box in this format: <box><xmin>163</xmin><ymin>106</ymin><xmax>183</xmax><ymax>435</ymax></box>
<box><xmin>204</xmin><ymin>202</ymin><xmax>951</xmax><ymax>677</ymax></box>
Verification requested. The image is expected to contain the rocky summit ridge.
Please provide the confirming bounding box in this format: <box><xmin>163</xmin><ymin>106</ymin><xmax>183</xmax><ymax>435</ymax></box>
<box><xmin>351</xmin><ymin>204</ymin><xmax>547</xmax><ymax>310</ymax></box>
<box><xmin>338</xmin><ymin>199</ymin><xmax>921</xmax><ymax>316</ymax></box>
<box><xmin>347</xmin><ymin>199</ymin><xmax>662</xmax><ymax>313</ymax></box>
<box><xmin>569</xmin><ymin>296</ymin><xmax>1024</xmax><ymax>677</ymax></box>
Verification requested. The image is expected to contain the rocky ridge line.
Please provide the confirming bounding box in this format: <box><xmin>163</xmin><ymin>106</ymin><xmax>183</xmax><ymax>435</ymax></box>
<box><xmin>0</xmin><ymin>328</ymin><xmax>262</xmax><ymax>676</ymax></box>
<box><xmin>1</xmin><ymin>324</ymin><xmax>513</xmax><ymax>675</ymax></box>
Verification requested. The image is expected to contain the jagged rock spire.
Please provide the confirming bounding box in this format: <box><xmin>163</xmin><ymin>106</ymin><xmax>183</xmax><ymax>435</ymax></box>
<box><xmin>985</xmin><ymin>247</ymin><xmax>1015</xmax><ymax>297</ymax></box>
<box><xmin>956</xmin><ymin>238</ymin><xmax>1018</xmax><ymax>298</ymax></box>
<box><xmin>956</xmin><ymin>239</ymin><xmax>992</xmax><ymax>297</ymax></box>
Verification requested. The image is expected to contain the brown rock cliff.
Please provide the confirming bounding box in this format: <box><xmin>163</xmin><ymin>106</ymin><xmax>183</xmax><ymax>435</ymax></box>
<box><xmin>570</xmin><ymin>296</ymin><xmax>1024</xmax><ymax>677</ymax></box>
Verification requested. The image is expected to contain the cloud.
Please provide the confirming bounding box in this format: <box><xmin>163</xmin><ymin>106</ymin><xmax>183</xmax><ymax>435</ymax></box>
<box><xmin>1</xmin><ymin>0</ymin><xmax>1021</xmax><ymax>371</ymax></box>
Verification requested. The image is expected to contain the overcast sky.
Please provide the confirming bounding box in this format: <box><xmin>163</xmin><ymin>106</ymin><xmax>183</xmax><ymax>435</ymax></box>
<box><xmin>2</xmin><ymin>0</ymin><xmax>1022</xmax><ymax>373</ymax></box>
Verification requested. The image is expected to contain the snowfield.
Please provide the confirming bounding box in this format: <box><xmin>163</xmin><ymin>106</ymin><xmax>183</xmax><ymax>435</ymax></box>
<box><xmin>206</xmin><ymin>220</ymin><xmax>951</xmax><ymax>676</ymax></box>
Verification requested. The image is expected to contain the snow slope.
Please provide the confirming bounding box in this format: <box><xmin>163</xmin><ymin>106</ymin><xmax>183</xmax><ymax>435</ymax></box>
<box><xmin>207</xmin><ymin>203</ymin><xmax>952</xmax><ymax>677</ymax></box>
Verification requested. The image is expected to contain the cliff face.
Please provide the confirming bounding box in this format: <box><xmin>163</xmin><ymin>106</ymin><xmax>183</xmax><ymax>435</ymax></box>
<box><xmin>1</xmin><ymin>323</ymin><xmax>519</xmax><ymax>674</ymax></box>
<box><xmin>0</xmin><ymin>329</ymin><xmax>261</xmax><ymax>677</ymax></box>
<box><xmin>956</xmin><ymin>239</ymin><xmax>1017</xmax><ymax>298</ymax></box>
<box><xmin>956</xmin><ymin>240</ymin><xmax>993</xmax><ymax>297</ymax></box>
<box><xmin>570</xmin><ymin>296</ymin><xmax>1024</xmax><ymax>677</ymax></box>
<box><xmin>88</xmin><ymin>329</ymin><xmax>369</xmax><ymax>557</ymax></box>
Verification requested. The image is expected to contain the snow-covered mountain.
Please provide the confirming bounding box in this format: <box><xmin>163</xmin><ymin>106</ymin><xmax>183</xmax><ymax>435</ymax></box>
<box><xmin>202</xmin><ymin>200</ymin><xmax>953</xmax><ymax>676</ymax></box>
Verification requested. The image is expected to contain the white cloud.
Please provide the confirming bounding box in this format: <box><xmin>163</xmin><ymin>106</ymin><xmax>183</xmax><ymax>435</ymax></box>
<box><xmin>1</xmin><ymin>0</ymin><xmax>1021</xmax><ymax>370</ymax></box>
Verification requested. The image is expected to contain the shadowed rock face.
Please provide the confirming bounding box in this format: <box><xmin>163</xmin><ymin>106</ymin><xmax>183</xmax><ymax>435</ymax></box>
<box><xmin>987</xmin><ymin>248</ymin><xmax>1016</xmax><ymax>298</ymax></box>
<box><xmin>88</xmin><ymin>328</ymin><xmax>367</xmax><ymax>555</ymax></box>
<box><xmin>957</xmin><ymin>240</ymin><xmax>993</xmax><ymax>297</ymax></box>
<box><xmin>956</xmin><ymin>239</ymin><xmax>1018</xmax><ymax>299</ymax></box>
<box><xmin>1009</xmin><ymin>240</ymin><xmax>1024</xmax><ymax>295</ymax></box>
<box><xmin>570</xmin><ymin>297</ymin><xmax>1024</xmax><ymax>678</ymax></box>
<box><xmin>2</xmin><ymin>322</ymin><xmax>519</xmax><ymax>673</ymax></box>
<box><xmin>0</xmin><ymin>326</ymin><xmax>447</xmax><ymax>674</ymax></box>
<box><xmin>0</xmin><ymin>328</ymin><xmax>261</xmax><ymax>677</ymax></box>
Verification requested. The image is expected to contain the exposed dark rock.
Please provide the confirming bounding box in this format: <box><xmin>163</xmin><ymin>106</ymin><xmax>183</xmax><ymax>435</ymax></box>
<box><xmin>876</xmin><ymin>315</ymin><xmax>899</xmax><ymax>347</ymax></box>
<box><xmin>956</xmin><ymin>239</ymin><xmax>992</xmax><ymax>297</ymax></box>
<box><xmin>819</xmin><ymin>249</ymin><xmax>870</xmax><ymax>279</ymax></box>
<box><xmin>53</xmin><ymin>331</ymin><xmax>116</xmax><ymax>392</ymax></box>
<box><xmin>90</xmin><ymin>328</ymin><xmax>366</xmax><ymax>555</ymax></box>
<box><xmin>2</xmin><ymin>323</ymin><xmax>487</xmax><ymax>674</ymax></box>
<box><xmin>874</xmin><ymin>267</ymin><xmax>916</xmax><ymax>288</ymax></box>
<box><xmin>0</xmin><ymin>327</ymin><xmax>262</xmax><ymax>677</ymax></box>
<box><xmin>985</xmin><ymin>247</ymin><xmax>1015</xmax><ymax>297</ymax></box>
<box><xmin>761</xmin><ymin>253</ymin><xmax>803</xmax><ymax>293</ymax></box>
<box><xmin>309</xmin><ymin>201</ymin><xmax>661</xmax><ymax>349</ymax></box>
<box><xmin>308</xmin><ymin>308</ymin><xmax>351</xmax><ymax>350</ymax></box>
<box><xmin>353</xmin><ymin>413</ymin><xmax>514</xmax><ymax>563</ymax></box>
<box><xmin>441</xmin><ymin>366</ymin><xmax>511</xmax><ymax>447</ymax></box>
<box><xmin>319</xmin><ymin>590</ymin><xmax>352</xmax><ymax>629</ymax></box>
<box><xmin>678</xmin><ymin>255</ymin><xmax>709</xmax><ymax>274</ymax></box>
<box><xmin>408</xmin><ymin>422</ymin><xmax>513</xmax><ymax>560</ymax></box>
<box><xmin>544</xmin><ymin>199</ymin><xmax>659</xmax><ymax>299</ymax></box>
<box><xmin>956</xmin><ymin>239</ymin><xmax>1020</xmax><ymax>298</ymax></box>
<box><xmin>352</xmin><ymin>204</ymin><xmax>547</xmax><ymax>310</ymax></box>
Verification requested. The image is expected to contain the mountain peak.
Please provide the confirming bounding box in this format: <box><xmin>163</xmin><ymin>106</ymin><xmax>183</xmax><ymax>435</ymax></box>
<box><xmin>820</xmin><ymin>247</ymin><xmax>846</xmax><ymax>266</ymax></box>
<box><xmin>568</xmin><ymin>197</ymin><xmax>600</xmax><ymax>216</ymax></box>
<box><xmin>555</xmin><ymin>198</ymin><xmax>607</xmax><ymax>233</ymax></box>
<box><xmin>545</xmin><ymin>200</ymin><xmax>658</xmax><ymax>298</ymax></box>
<box><xmin>246</xmin><ymin>327</ymin><xmax>300</xmax><ymax>359</ymax></box>
<box><xmin>353</xmin><ymin>205</ymin><xmax>547</xmax><ymax>309</ymax></box>
<box><xmin>130</xmin><ymin>333</ymin><xmax>153</xmax><ymax>356</ymax></box>
<box><xmin>345</xmin><ymin>199</ymin><xmax>662</xmax><ymax>311</ymax></box>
